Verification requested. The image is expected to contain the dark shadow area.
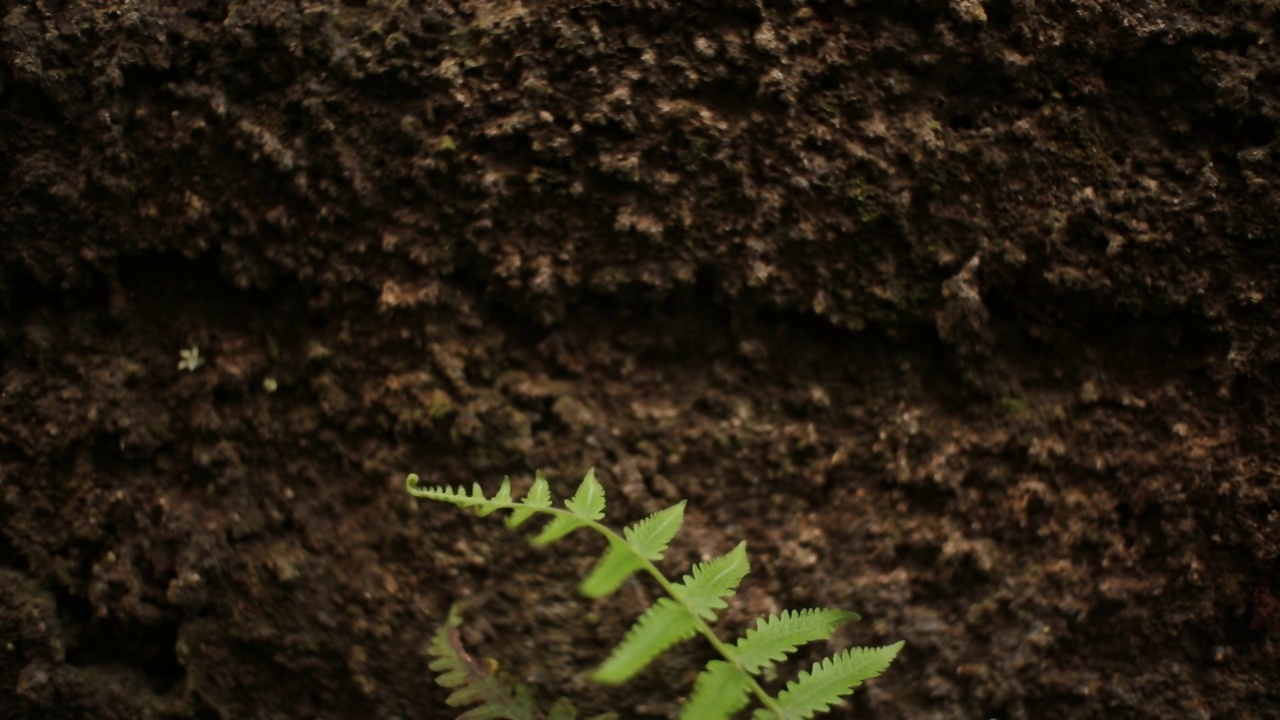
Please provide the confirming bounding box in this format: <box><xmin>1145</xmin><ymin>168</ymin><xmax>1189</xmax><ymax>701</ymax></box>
<box><xmin>57</xmin><ymin>588</ymin><xmax>186</xmax><ymax>695</ymax></box>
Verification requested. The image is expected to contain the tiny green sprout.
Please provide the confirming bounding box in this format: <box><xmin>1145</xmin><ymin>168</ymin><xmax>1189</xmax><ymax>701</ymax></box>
<box><xmin>178</xmin><ymin>346</ymin><xmax>204</xmax><ymax>372</ymax></box>
<box><xmin>263</xmin><ymin>377</ymin><xmax>279</xmax><ymax>393</ymax></box>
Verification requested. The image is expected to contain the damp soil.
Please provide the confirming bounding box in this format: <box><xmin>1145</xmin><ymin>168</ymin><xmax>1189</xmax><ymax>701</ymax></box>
<box><xmin>2</xmin><ymin>1</ymin><xmax>1279</xmax><ymax>719</ymax></box>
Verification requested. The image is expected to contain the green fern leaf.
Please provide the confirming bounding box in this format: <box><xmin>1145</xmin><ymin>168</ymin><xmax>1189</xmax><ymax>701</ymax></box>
<box><xmin>751</xmin><ymin>642</ymin><xmax>905</xmax><ymax>720</ymax></box>
<box><xmin>506</xmin><ymin>472</ymin><xmax>552</xmax><ymax>528</ymax></box>
<box><xmin>675</xmin><ymin>542</ymin><xmax>750</xmax><ymax>620</ymax></box>
<box><xmin>565</xmin><ymin>468</ymin><xmax>606</xmax><ymax>518</ymax></box>
<box><xmin>427</xmin><ymin>606</ymin><xmax>536</xmax><ymax>720</ymax></box>
<box><xmin>592</xmin><ymin>598</ymin><xmax>697</xmax><ymax>684</ymax></box>
<box><xmin>733</xmin><ymin>609</ymin><xmax>859</xmax><ymax>675</ymax></box>
<box><xmin>581</xmin><ymin>501</ymin><xmax>686</xmax><ymax>598</ymax></box>
<box><xmin>622</xmin><ymin>500</ymin><xmax>686</xmax><ymax>559</ymax></box>
<box><xmin>533</xmin><ymin>469</ymin><xmax>606</xmax><ymax>545</ymax></box>
<box><xmin>678</xmin><ymin>660</ymin><xmax>753</xmax><ymax>720</ymax></box>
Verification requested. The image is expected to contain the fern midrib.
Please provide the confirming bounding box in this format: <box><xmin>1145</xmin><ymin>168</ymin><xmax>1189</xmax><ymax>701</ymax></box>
<box><xmin>426</xmin><ymin>493</ymin><xmax>786</xmax><ymax>718</ymax></box>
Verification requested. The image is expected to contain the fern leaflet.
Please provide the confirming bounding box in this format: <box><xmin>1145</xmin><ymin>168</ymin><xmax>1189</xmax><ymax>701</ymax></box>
<box><xmin>475</xmin><ymin>478</ymin><xmax>513</xmax><ymax>517</ymax></box>
<box><xmin>751</xmin><ymin>643</ymin><xmax>905</xmax><ymax>720</ymax></box>
<box><xmin>593</xmin><ymin>597</ymin><xmax>698</xmax><ymax>683</ymax></box>
<box><xmin>532</xmin><ymin>467</ymin><xmax>606</xmax><ymax>545</ymax></box>
<box><xmin>673</xmin><ymin>541</ymin><xmax>750</xmax><ymax>620</ymax></box>
<box><xmin>733</xmin><ymin>609</ymin><xmax>859</xmax><ymax>675</ymax></box>
<box><xmin>506</xmin><ymin>472</ymin><xmax>551</xmax><ymax>528</ymax></box>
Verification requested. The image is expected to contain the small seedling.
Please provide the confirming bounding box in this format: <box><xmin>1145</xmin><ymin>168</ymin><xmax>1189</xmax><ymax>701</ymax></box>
<box><xmin>408</xmin><ymin>469</ymin><xmax>902</xmax><ymax>719</ymax></box>
<box><xmin>178</xmin><ymin>346</ymin><xmax>204</xmax><ymax>372</ymax></box>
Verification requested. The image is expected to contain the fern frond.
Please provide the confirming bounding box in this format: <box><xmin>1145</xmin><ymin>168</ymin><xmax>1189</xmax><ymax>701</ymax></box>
<box><xmin>674</xmin><ymin>541</ymin><xmax>750</xmax><ymax>620</ymax></box>
<box><xmin>679</xmin><ymin>660</ymin><xmax>753</xmax><ymax>720</ymax></box>
<box><xmin>592</xmin><ymin>598</ymin><xmax>697</xmax><ymax>684</ymax></box>
<box><xmin>427</xmin><ymin>606</ymin><xmax>536</xmax><ymax>720</ymax></box>
<box><xmin>581</xmin><ymin>501</ymin><xmax>686</xmax><ymax>598</ymax></box>
<box><xmin>410</xmin><ymin>470</ymin><xmax>902</xmax><ymax>719</ymax></box>
<box><xmin>733</xmin><ymin>609</ymin><xmax>859</xmax><ymax>675</ymax></box>
<box><xmin>532</xmin><ymin>469</ymin><xmax>606</xmax><ymax>545</ymax></box>
<box><xmin>751</xmin><ymin>642</ymin><xmax>905</xmax><ymax>720</ymax></box>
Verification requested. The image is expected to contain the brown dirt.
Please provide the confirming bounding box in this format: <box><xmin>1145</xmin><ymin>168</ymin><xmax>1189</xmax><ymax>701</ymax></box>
<box><xmin>2</xmin><ymin>1</ymin><xmax>1278</xmax><ymax>718</ymax></box>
